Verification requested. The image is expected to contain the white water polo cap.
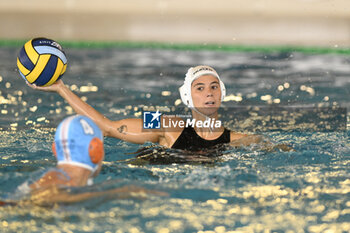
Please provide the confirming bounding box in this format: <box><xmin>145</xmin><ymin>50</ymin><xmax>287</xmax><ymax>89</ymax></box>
<box><xmin>179</xmin><ymin>65</ymin><xmax>226</xmax><ymax>108</ymax></box>
<box><xmin>53</xmin><ymin>115</ymin><xmax>104</xmax><ymax>172</ymax></box>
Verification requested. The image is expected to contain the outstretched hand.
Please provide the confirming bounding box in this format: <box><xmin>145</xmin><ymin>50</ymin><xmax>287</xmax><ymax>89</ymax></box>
<box><xmin>26</xmin><ymin>79</ymin><xmax>65</xmax><ymax>93</ymax></box>
<box><xmin>230</xmin><ymin>134</ymin><xmax>295</xmax><ymax>152</ymax></box>
<box><xmin>263</xmin><ymin>143</ymin><xmax>295</xmax><ymax>152</ymax></box>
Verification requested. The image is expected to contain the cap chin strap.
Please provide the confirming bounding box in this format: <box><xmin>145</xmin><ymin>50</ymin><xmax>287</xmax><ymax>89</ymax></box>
<box><xmin>190</xmin><ymin>106</ymin><xmax>215</xmax><ymax>133</ymax></box>
<box><xmin>87</xmin><ymin>178</ymin><xmax>94</xmax><ymax>186</ymax></box>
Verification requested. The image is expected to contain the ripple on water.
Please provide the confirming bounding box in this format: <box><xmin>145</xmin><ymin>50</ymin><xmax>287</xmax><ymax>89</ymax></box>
<box><xmin>0</xmin><ymin>47</ymin><xmax>349</xmax><ymax>232</ymax></box>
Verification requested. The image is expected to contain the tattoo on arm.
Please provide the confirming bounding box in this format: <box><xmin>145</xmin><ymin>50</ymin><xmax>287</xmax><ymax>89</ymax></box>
<box><xmin>117</xmin><ymin>125</ymin><xmax>127</xmax><ymax>134</ymax></box>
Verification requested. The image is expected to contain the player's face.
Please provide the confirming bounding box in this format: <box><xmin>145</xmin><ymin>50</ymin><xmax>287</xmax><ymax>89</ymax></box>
<box><xmin>191</xmin><ymin>75</ymin><xmax>222</xmax><ymax>116</ymax></box>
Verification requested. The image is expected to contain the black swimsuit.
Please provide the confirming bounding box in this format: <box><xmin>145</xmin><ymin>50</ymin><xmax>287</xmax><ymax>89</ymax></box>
<box><xmin>171</xmin><ymin>126</ymin><xmax>231</xmax><ymax>151</ymax></box>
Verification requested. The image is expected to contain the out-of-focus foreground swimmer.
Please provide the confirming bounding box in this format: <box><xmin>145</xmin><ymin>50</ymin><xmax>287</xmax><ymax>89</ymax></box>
<box><xmin>0</xmin><ymin>115</ymin><xmax>167</xmax><ymax>207</ymax></box>
<box><xmin>27</xmin><ymin>65</ymin><xmax>291</xmax><ymax>151</ymax></box>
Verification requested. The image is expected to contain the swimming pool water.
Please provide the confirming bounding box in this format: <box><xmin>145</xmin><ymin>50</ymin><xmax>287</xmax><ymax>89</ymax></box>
<box><xmin>0</xmin><ymin>46</ymin><xmax>349</xmax><ymax>232</ymax></box>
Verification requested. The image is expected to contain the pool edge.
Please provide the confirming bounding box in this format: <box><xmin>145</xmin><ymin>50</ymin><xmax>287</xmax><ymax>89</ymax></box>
<box><xmin>2</xmin><ymin>39</ymin><xmax>350</xmax><ymax>55</ymax></box>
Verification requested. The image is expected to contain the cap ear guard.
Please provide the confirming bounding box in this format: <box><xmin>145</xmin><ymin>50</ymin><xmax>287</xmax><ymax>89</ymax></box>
<box><xmin>179</xmin><ymin>84</ymin><xmax>193</xmax><ymax>108</ymax></box>
<box><xmin>89</xmin><ymin>137</ymin><xmax>104</xmax><ymax>164</ymax></box>
<box><xmin>219</xmin><ymin>80</ymin><xmax>226</xmax><ymax>101</ymax></box>
<box><xmin>52</xmin><ymin>141</ymin><xmax>57</xmax><ymax>158</ymax></box>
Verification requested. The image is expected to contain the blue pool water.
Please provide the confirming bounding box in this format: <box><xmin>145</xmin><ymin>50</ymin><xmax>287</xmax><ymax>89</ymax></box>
<box><xmin>0</xmin><ymin>46</ymin><xmax>349</xmax><ymax>232</ymax></box>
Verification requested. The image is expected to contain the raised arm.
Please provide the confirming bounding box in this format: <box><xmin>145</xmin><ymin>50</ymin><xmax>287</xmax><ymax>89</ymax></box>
<box><xmin>27</xmin><ymin>80</ymin><xmax>162</xmax><ymax>144</ymax></box>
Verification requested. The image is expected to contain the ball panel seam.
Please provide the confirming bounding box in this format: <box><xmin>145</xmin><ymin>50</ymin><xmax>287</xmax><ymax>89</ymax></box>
<box><xmin>25</xmin><ymin>54</ymin><xmax>50</xmax><ymax>83</ymax></box>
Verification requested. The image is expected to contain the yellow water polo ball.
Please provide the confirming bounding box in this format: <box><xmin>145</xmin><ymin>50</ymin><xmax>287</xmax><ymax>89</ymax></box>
<box><xmin>17</xmin><ymin>37</ymin><xmax>67</xmax><ymax>86</ymax></box>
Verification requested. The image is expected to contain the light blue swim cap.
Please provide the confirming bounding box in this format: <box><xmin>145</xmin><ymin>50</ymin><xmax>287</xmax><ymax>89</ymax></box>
<box><xmin>54</xmin><ymin>115</ymin><xmax>104</xmax><ymax>172</ymax></box>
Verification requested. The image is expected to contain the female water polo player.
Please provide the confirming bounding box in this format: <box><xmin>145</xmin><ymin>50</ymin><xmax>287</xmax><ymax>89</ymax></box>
<box><xmin>9</xmin><ymin>115</ymin><xmax>105</xmax><ymax>205</ymax></box>
<box><xmin>28</xmin><ymin>65</ymin><xmax>279</xmax><ymax>151</ymax></box>
<box><xmin>3</xmin><ymin>115</ymin><xmax>166</xmax><ymax>207</ymax></box>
